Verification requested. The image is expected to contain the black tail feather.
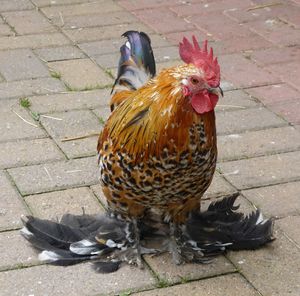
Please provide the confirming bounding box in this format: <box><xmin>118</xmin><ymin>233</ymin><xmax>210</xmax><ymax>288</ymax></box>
<box><xmin>112</xmin><ymin>30</ymin><xmax>156</xmax><ymax>93</ymax></box>
<box><xmin>21</xmin><ymin>194</ymin><xmax>274</xmax><ymax>273</ymax></box>
<box><xmin>184</xmin><ymin>193</ymin><xmax>275</xmax><ymax>256</ymax></box>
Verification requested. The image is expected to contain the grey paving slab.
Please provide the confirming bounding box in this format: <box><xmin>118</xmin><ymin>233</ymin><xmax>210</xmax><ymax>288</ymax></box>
<box><xmin>0</xmin><ymin>49</ymin><xmax>49</xmax><ymax>81</ymax></box>
<box><xmin>92</xmin><ymin>105</ymin><xmax>112</xmax><ymax>122</ymax></box>
<box><xmin>202</xmin><ymin>171</ymin><xmax>237</xmax><ymax>199</ymax></box>
<box><xmin>8</xmin><ymin>156</ymin><xmax>99</xmax><ymax>195</ymax></box>
<box><xmin>64</xmin><ymin>22</ymin><xmax>154</xmax><ymax>43</ymax></box>
<box><xmin>277</xmin><ymin>216</ymin><xmax>300</xmax><ymax>246</ymax></box>
<box><xmin>0</xmin><ymin>138</ymin><xmax>64</xmax><ymax>169</ymax></box>
<box><xmin>90</xmin><ymin>184</ymin><xmax>108</xmax><ymax>209</ymax></box>
<box><xmin>0</xmin><ymin>263</ymin><xmax>155</xmax><ymax>296</ymax></box>
<box><xmin>0</xmin><ymin>23</ymin><xmax>14</xmax><ymax>37</ymax></box>
<box><xmin>53</xmin><ymin>11</ymin><xmax>139</xmax><ymax>29</ymax></box>
<box><xmin>0</xmin><ymin>100</ymin><xmax>46</xmax><ymax>141</ymax></box>
<box><xmin>243</xmin><ymin>181</ymin><xmax>300</xmax><ymax>218</ymax></box>
<box><xmin>145</xmin><ymin>253</ymin><xmax>235</xmax><ymax>285</ymax></box>
<box><xmin>29</xmin><ymin>89</ymin><xmax>110</xmax><ymax>114</ymax></box>
<box><xmin>0</xmin><ymin>171</ymin><xmax>29</xmax><ymax>231</ymax></box>
<box><xmin>215</xmin><ymin>89</ymin><xmax>259</xmax><ymax>112</ymax></box>
<box><xmin>216</xmin><ymin>107</ymin><xmax>287</xmax><ymax>135</ymax></box>
<box><xmin>0</xmin><ymin>77</ymin><xmax>65</xmax><ymax>100</ymax></box>
<box><xmin>34</xmin><ymin>45</ymin><xmax>85</xmax><ymax>62</ymax></box>
<box><xmin>40</xmin><ymin>109</ymin><xmax>101</xmax><ymax>158</ymax></box>
<box><xmin>134</xmin><ymin>273</ymin><xmax>260</xmax><ymax>296</ymax></box>
<box><xmin>42</xmin><ymin>1</ymin><xmax>122</xmax><ymax>19</ymax></box>
<box><xmin>0</xmin><ymin>33</ymin><xmax>70</xmax><ymax>50</ymax></box>
<box><xmin>0</xmin><ymin>0</ymin><xmax>34</xmax><ymax>12</ymax></box>
<box><xmin>25</xmin><ymin>187</ymin><xmax>103</xmax><ymax>219</ymax></box>
<box><xmin>0</xmin><ymin>230</ymin><xmax>39</xmax><ymax>270</ymax></box>
<box><xmin>32</xmin><ymin>0</ymin><xmax>92</xmax><ymax>6</ymax></box>
<box><xmin>218</xmin><ymin>151</ymin><xmax>300</xmax><ymax>190</ymax></box>
<box><xmin>218</xmin><ymin>126</ymin><xmax>300</xmax><ymax>161</ymax></box>
<box><xmin>2</xmin><ymin>10</ymin><xmax>56</xmax><ymax>35</ymax></box>
<box><xmin>227</xmin><ymin>230</ymin><xmax>300</xmax><ymax>296</ymax></box>
<box><xmin>49</xmin><ymin>59</ymin><xmax>113</xmax><ymax>90</ymax></box>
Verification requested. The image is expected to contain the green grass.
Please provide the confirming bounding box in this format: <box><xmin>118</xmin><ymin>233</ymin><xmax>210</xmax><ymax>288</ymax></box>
<box><xmin>50</xmin><ymin>70</ymin><xmax>62</xmax><ymax>79</ymax></box>
<box><xmin>156</xmin><ymin>278</ymin><xmax>171</xmax><ymax>288</ymax></box>
<box><xmin>98</xmin><ymin>117</ymin><xmax>105</xmax><ymax>125</ymax></box>
<box><xmin>19</xmin><ymin>97</ymin><xmax>31</xmax><ymax>108</ymax></box>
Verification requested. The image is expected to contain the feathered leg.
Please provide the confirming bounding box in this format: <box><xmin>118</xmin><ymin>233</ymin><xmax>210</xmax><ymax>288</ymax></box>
<box><xmin>169</xmin><ymin>221</ymin><xmax>183</xmax><ymax>265</ymax></box>
<box><xmin>132</xmin><ymin>218</ymin><xmax>144</xmax><ymax>268</ymax></box>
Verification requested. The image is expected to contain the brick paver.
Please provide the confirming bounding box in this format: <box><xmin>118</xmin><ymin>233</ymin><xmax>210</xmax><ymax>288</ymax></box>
<box><xmin>0</xmin><ymin>0</ymin><xmax>300</xmax><ymax>295</ymax></box>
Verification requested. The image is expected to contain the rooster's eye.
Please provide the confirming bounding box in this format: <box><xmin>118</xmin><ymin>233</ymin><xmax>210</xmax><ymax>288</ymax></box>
<box><xmin>191</xmin><ymin>77</ymin><xmax>199</xmax><ymax>85</ymax></box>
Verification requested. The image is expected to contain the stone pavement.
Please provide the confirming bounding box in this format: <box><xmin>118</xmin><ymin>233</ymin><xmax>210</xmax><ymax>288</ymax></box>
<box><xmin>0</xmin><ymin>0</ymin><xmax>300</xmax><ymax>295</ymax></box>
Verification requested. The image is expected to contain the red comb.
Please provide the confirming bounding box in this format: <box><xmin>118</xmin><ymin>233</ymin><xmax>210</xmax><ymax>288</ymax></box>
<box><xmin>179</xmin><ymin>36</ymin><xmax>220</xmax><ymax>87</ymax></box>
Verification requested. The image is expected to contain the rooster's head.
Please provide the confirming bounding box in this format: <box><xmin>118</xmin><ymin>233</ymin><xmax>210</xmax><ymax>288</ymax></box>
<box><xmin>178</xmin><ymin>36</ymin><xmax>222</xmax><ymax>114</ymax></box>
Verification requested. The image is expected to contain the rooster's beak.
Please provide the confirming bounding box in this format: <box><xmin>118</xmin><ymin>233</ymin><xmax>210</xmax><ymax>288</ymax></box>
<box><xmin>208</xmin><ymin>86</ymin><xmax>223</xmax><ymax>97</ymax></box>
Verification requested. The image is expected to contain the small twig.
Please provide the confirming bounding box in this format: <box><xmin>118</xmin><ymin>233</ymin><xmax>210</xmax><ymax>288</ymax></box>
<box><xmin>44</xmin><ymin>166</ymin><xmax>53</xmax><ymax>182</ymax></box>
<box><xmin>40</xmin><ymin>114</ymin><xmax>63</xmax><ymax>121</ymax></box>
<box><xmin>247</xmin><ymin>2</ymin><xmax>282</xmax><ymax>11</ymax></box>
<box><xmin>59</xmin><ymin>12</ymin><xmax>65</xmax><ymax>26</ymax></box>
<box><xmin>61</xmin><ymin>132</ymin><xmax>100</xmax><ymax>142</ymax></box>
<box><xmin>216</xmin><ymin>104</ymin><xmax>246</xmax><ymax>109</ymax></box>
<box><xmin>11</xmin><ymin>109</ymin><xmax>38</xmax><ymax>128</ymax></box>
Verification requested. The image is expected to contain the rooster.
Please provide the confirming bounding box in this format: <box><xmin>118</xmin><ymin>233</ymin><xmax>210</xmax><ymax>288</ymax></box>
<box><xmin>21</xmin><ymin>31</ymin><xmax>274</xmax><ymax>272</ymax></box>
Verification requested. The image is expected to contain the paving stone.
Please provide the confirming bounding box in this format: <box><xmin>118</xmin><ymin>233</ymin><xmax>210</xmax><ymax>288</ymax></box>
<box><xmin>270</xmin><ymin>100</ymin><xmax>300</xmax><ymax>125</ymax></box>
<box><xmin>242</xmin><ymin>181</ymin><xmax>300</xmax><ymax>218</ymax></box>
<box><xmin>54</xmin><ymin>11</ymin><xmax>138</xmax><ymax>29</ymax></box>
<box><xmin>2</xmin><ymin>10</ymin><xmax>56</xmax><ymax>35</ymax></box>
<box><xmin>245</xmin><ymin>83</ymin><xmax>300</xmax><ymax>106</ymax></box>
<box><xmin>32</xmin><ymin>0</ymin><xmax>94</xmax><ymax>6</ymax></box>
<box><xmin>64</xmin><ymin>22</ymin><xmax>153</xmax><ymax>43</ymax></box>
<box><xmin>227</xmin><ymin>230</ymin><xmax>300</xmax><ymax>296</ymax></box>
<box><xmin>29</xmin><ymin>89</ymin><xmax>111</xmax><ymax>114</ymax></box>
<box><xmin>164</xmin><ymin>30</ymin><xmax>214</xmax><ymax>45</ymax></box>
<box><xmin>248</xmin><ymin>46</ymin><xmax>300</xmax><ymax>67</ymax></box>
<box><xmin>34</xmin><ymin>45</ymin><xmax>85</xmax><ymax>62</ymax></box>
<box><xmin>0</xmin><ymin>77</ymin><xmax>65</xmax><ymax>100</ymax></box>
<box><xmin>215</xmin><ymin>89</ymin><xmax>259</xmax><ymax>113</ymax></box>
<box><xmin>118</xmin><ymin>0</ymin><xmax>194</xmax><ymax>11</ymax></box>
<box><xmin>216</xmin><ymin>107</ymin><xmax>287</xmax><ymax>135</ymax></box>
<box><xmin>0</xmin><ymin>138</ymin><xmax>64</xmax><ymax>169</ymax></box>
<box><xmin>0</xmin><ymin>24</ymin><xmax>14</xmax><ymax>36</ymax></box>
<box><xmin>0</xmin><ymin>171</ymin><xmax>29</xmax><ymax>231</ymax></box>
<box><xmin>224</xmin><ymin>2</ymin><xmax>300</xmax><ymax>24</ymax></box>
<box><xmin>218</xmin><ymin>126</ymin><xmax>300</xmax><ymax>161</ymax></box>
<box><xmin>203</xmin><ymin>172</ymin><xmax>237</xmax><ymax>199</ymax></box>
<box><xmin>42</xmin><ymin>1</ymin><xmax>122</xmax><ymax>20</ymax></box>
<box><xmin>0</xmin><ymin>0</ymin><xmax>34</xmax><ymax>12</ymax></box>
<box><xmin>133</xmin><ymin>8</ymin><xmax>196</xmax><ymax>34</ymax></box>
<box><xmin>90</xmin><ymin>184</ymin><xmax>107</xmax><ymax>209</ymax></box>
<box><xmin>171</xmin><ymin>0</ymin><xmax>252</xmax><ymax>17</ymax></box>
<box><xmin>134</xmin><ymin>273</ymin><xmax>259</xmax><ymax>296</ymax></box>
<box><xmin>92</xmin><ymin>105</ymin><xmax>113</xmax><ymax>122</ymax></box>
<box><xmin>277</xmin><ymin>216</ymin><xmax>300</xmax><ymax>246</ymax></box>
<box><xmin>0</xmin><ymin>33</ymin><xmax>70</xmax><ymax>51</ymax></box>
<box><xmin>189</xmin><ymin>12</ymin><xmax>254</xmax><ymax>41</ymax></box>
<box><xmin>8</xmin><ymin>156</ymin><xmax>99</xmax><ymax>195</ymax></box>
<box><xmin>248</xmin><ymin>19</ymin><xmax>300</xmax><ymax>46</ymax></box>
<box><xmin>40</xmin><ymin>110</ymin><xmax>101</xmax><ymax>158</ymax></box>
<box><xmin>0</xmin><ymin>100</ymin><xmax>46</xmax><ymax>141</ymax></box>
<box><xmin>49</xmin><ymin>59</ymin><xmax>112</xmax><ymax>90</ymax></box>
<box><xmin>218</xmin><ymin>151</ymin><xmax>300</xmax><ymax>190</ymax></box>
<box><xmin>0</xmin><ymin>49</ymin><xmax>49</xmax><ymax>81</ymax></box>
<box><xmin>218</xmin><ymin>53</ymin><xmax>281</xmax><ymax>88</ymax></box>
<box><xmin>145</xmin><ymin>252</ymin><xmax>235</xmax><ymax>285</ymax></box>
<box><xmin>210</xmin><ymin>34</ymin><xmax>273</xmax><ymax>55</ymax></box>
<box><xmin>0</xmin><ymin>230</ymin><xmax>39</xmax><ymax>270</ymax></box>
<box><xmin>25</xmin><ymin>187</ymin><xmax>103</xmax><ymax>219</ymax></box>
<box><xmin>0</xmin><ymin>263</ymin><xmax>155</xmax><ymax>296</ymax></box>
<box><xmin>266</xmin><ymin>61</ymin><xmax>300</xmax><ymax>92</ymax></box>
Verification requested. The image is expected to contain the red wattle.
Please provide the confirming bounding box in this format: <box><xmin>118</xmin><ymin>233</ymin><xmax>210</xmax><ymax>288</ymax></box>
<box><xmin>191</xmin><ymin>92</ymin><xmax>218</xmax><ymax>114</ymax></box>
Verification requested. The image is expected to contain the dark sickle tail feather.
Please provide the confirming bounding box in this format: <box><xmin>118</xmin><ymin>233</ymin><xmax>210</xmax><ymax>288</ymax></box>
<box><xmin>182</xmin><ymin>193</ymin><xmax>275</xmax><ymax>258</ymax></box>
<box><xmin>21</xmin><ymin>194</ymin><xmax>275</xmax><ymax>273</ymax></box>
<box><xmin>111</xmin><ymin>30</ymin><xmax>156</xmax><ymax>93</ymax></box>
